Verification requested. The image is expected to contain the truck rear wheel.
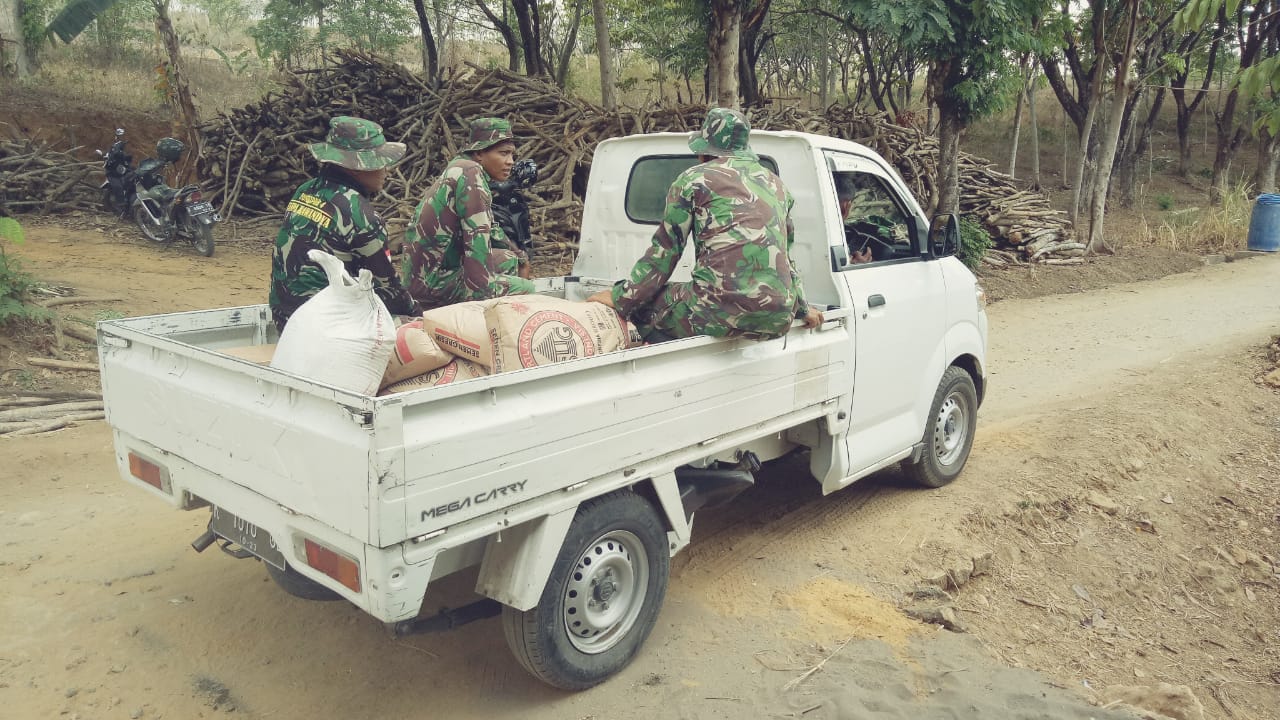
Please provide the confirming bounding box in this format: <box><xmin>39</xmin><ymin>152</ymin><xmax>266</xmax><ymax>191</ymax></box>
<box><xmin>902</xmin><ymin>365</ymin><xmax>978</xmax><ymax>488</ymax></box>
<box><xmin>501</xmin><ymin>491</ymin><xmax>669</xmax><ymax>690</ymax></box>
<box><xmin>265</xmin><ymin>561</ymin><xmax>342</xmax><ymax>601</ymax></box>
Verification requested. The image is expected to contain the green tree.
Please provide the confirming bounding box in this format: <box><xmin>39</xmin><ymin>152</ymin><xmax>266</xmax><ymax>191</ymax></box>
<box><xmin>842</xmin><ymin>0</ymin><xmax>1046</xmax><ymax>215</ymax></box>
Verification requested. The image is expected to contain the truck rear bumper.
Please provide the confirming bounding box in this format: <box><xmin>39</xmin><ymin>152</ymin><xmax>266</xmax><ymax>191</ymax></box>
<box><xmin>112</xmin><ymin>429</ymin><xmax>436</xmax><ymax>623</ymax></box>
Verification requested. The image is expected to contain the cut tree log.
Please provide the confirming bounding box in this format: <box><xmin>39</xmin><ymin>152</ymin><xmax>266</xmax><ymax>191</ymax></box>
<box><xmin>0</xmin><ymin>400</ymin><xmax>104</xmax><ymax>422</ymax></box>
<box><xmin>1</xmin><ymin>411</ymin><xmax>106</xmax><ymax>437</ymax></box>
<box><xmin>41</xmin><ymin>296</ymin><xmax>123</xmax><ymax>308</ymax></box>
<box><xmin>27</xmin><ymin>358</ymin><xmax>100</xmax><ymax>372</ymax></box>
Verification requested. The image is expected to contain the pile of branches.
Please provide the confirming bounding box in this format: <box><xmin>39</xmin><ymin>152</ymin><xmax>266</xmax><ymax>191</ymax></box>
<box><xmin>0</xmin><ymin>136</ymin><xmax>101</xmax><ymax>215</ymax></box>
<box><xmin>198</xmin><ymin>49</ymin><xmax>1076</xmax><ymax>263</ymax></box>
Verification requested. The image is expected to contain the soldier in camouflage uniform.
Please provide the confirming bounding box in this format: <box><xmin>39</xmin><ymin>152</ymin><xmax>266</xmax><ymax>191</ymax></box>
<box><xmin>269</xmin><ymin>116</ymin><xmax>416</xmax><ymax>331</ymax></box>
<box><xmin>402</xmin><ymin>117</ymin><xmax>534</xmax><ymax>310</ymax></box>
<box><xmin>587</xmin><ymin>108</ymin><xmax>823</xmax><ymax>341</ymax></box>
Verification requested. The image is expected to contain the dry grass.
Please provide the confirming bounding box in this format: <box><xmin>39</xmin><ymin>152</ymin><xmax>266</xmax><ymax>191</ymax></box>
<box><xmin>16</xmin><ymin>45</ymin><xmax>276</xmax><ymax>121</ymax></box>
<box><xmin>1143</xmin><ymin>183</ymin><xmax>1252</xmax><ymax>254</ymax></box>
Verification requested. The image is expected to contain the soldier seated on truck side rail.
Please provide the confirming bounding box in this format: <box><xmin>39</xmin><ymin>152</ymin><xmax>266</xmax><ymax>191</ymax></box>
<box><xmin>586</xmin><ymin>107</ymin><xmax>823</xmax><ymax>343</ymax></box>
<box><xmin>833</xmin><ymin>171</ymin><xmax>913</xmax><ymax>266</ymax></box>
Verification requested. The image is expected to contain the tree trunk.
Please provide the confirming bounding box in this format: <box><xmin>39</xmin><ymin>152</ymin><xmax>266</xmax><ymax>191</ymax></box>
<box><xmin>1086</xmin><ymin>0</ymin><xmax>1140</xmax><ymax>254</ymax></box>
<box><xmin>509</xmin><ymin>0</ymin><xmax>544</xmax><ymax>76</ymax></box>
<box><xmin>551</xmin><ymin>0</ymin><xmax>582</xmax><ymax>88</ymax></box>
<box><xmin>2</xmin><ymin>0</ymin><xmax>33</xmax><ymax>76</ymax></box>
<box><xmin>929</xmin><ymin>57</ymin><xmax>963</xmax><ymax>216</ymax></box>
<box><xmin>1069</xmin><ymin>0</ymin><xmax>1108</xmax><ymax>226</ymax></box>
<box><xmin>474</xmin><ymin>0</ymin><xmax>520</xmax><ymax>72</ymax></box>
<box><xmin>412</xmin><ymin>0</ymin><xmax>439</xmax><ymax>81</ymax></box>
<box><xmin>1008</xmin><ymin>57</ymin><xmax>1030</xmax><ymax>178</ymax></box>
<box><xmin>1028</xmin><ymin>71</ymin><xmax>1041</xmax><ymax>190</ymax></box>
<box><xmin>1116</xmin><ymin>87</ymin><xmax>1165</xmax><ymax>207</ymax></box>
<box><xmin>708</xmin><ymin>0</ymin><xmax>741</xmax><ymax>108</ymax></box>
<box><xmin>592</xmin><ymin>0</ymin><xmax>615</xmax><ymax>110</ymax></box>
<box><xmin>739</xmin><ymin>0</ymin><xmax>771</xmax><ymax>108</ymax></box>
<box><xmin>936</xmin><ymin>108</ymin><xmax>962</xmax><ymax>216</ymax></box>
<box><xmin>151</xmin><ymin>0</ymin><xmax>200</xmax><ymax>170</ymax></box>
<box><xmin>1253</xmin><ymin>127</ymin><xmax>1279</xmax><ymax>193</ymax></box>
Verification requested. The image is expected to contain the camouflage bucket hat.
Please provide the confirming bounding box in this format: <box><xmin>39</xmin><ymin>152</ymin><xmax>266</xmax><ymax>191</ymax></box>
<box><xmin>688</xmin><ymin>107</ymin><xmax>756</xmax><ymax>159</ymax></box>
<box><xmin>308</xmin><ymin>116</ymin><xmax>406</xmax><ymax>171</ymax></box>
<box><xmin>462</xmin><ymin>117</ymin><xmax>518</xmax><ymax>153</ymax></box>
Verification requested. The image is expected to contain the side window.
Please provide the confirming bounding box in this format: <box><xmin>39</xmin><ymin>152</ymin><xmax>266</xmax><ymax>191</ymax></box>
<box><xmin>832</xmin><ymin>171</ymin><xmax>915</xmax><ymax>268</ymax></box>
<box><xmin>626</xmin><ymin>155</ymin><xmax>780</xmax><ymax>224</ymax></box>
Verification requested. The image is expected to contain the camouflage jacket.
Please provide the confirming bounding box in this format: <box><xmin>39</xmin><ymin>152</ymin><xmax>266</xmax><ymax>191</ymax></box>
<box><xmin>611</xmin><ymin>155</ymin><xmax>808</xmax><ymax>336</ymax></box>
<box><xmin>269</xmin><ymin>165</ymin><xmax>416</xmax><ymax>328</ymax></box>
<box><xmin>402</xmin><ymin>156</ymin><xmax>533</xmax><ymax>310</ymax></box>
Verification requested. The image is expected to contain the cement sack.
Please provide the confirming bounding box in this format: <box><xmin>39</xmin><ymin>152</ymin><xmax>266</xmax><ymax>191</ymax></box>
<box><xmin>420</xmin><ymin>299</ymin><xmax>495</xmax><ymax>368</ymax></box>
<box><xmin>486</xmin><ymin>295</ymin><xmax>630</xmax><ymax>373</ymax></box>
<box><xmin>377</xmin><ymin>359</ymin><xmax>489</xmax><ymax>395</ymax></box>
<box><xmin>270</xmin><ymin>249</ymin><xmax>395</xmax><ymax>395</ymax></box>
<box><xmin>381</xmin><ymin>320</ymin><xmax>453</xmax><ymax>389</ymax></box>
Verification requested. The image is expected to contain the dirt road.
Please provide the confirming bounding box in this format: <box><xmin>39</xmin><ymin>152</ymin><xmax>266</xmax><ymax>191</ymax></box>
<box><xmin>3</xmin><ymin>225</ymin><xmax>1278</xmax><ymax>719</ymax></box>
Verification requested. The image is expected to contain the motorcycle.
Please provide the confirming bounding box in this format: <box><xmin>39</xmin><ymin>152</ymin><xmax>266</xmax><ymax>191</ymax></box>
<box><xmin>490</xmin><ymin>158</ymin><xmax>538</xmax><ymax>258</ymax></box>
<box><xmin>96</xmin><ymin>128</ymin><xmax>134</xmax><ymax>217</ymax></box>
<box><xmin>97</xmin><ymin>131</ymin><xmax>219</xmax><ymax>257</ymax></box>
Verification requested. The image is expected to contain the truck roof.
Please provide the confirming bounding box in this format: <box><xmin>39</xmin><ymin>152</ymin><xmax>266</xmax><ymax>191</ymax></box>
<box><xmin>596</xmin><ymin>129</ymin><xmax>881</xmax><ymax>160</ymax></box>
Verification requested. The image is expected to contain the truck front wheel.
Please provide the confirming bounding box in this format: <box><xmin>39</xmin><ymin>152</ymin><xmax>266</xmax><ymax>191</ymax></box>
<box><xmin>902</xmin><ymin>365</ymin><xmax>978</xmax><ymax>488</ymax></box>
<box><xmin>502</xmin><ymin>491</ymin><xmax>670</xmax><ymax>690</ymax></box>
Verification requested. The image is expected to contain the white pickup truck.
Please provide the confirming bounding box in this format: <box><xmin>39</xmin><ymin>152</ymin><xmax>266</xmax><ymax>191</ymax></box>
<box><xmin>99</xmin><ymin>129</ymin><xmax>988</xmax><ymax>690</ymax></box>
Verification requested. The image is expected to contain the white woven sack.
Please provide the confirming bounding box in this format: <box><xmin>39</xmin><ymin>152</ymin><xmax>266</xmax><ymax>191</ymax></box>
<box><xmin>270</xmin><ymin>249</ymin><xmax>395</xmax><ymax>395</ymax></box>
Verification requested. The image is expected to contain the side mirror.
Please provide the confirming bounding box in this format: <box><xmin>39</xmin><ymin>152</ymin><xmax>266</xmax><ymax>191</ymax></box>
<box><xmin>929</xmin><ymin>213</ymin><xmax>960</xmax><ymax>257</ymax></box>
<box><xmin>115</xmin><ymin>128</ymin><xmax>125</xmax><ymax>137</ymax></box>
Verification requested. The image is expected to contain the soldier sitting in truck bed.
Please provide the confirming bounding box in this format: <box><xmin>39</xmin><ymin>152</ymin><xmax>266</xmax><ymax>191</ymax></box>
<box><xmin>587</xmin><ymin>108</ymin><xmax>823</xmax><ymax>342</ymax></box>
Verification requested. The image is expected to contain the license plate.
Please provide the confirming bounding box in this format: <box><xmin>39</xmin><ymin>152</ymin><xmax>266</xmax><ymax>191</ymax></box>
<box><xmin>210</xmin><ymin>506</ymin><xmax>286</xmax><ymax>570</ymax></box>
<box><xmin>189</xmin><ymin>201</ymin><xmax>215</xmax><ymax>215</ymax></box>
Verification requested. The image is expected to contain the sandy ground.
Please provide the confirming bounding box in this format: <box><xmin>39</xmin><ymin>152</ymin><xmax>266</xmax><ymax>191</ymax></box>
<box><xmin>2</xmin><ymin>223</ymin><xmax>1279</xmax><ymax>719</ymax></box>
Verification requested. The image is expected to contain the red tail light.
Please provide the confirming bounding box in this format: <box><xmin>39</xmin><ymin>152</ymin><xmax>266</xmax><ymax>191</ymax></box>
<box><xmin>189</xmin><ymin>190</ymin><xmax>203</xmax><ymax>202</ymax></box>
<box><xmin>304</xmin><ymin>539</ymin><xmax>360</xmax><ymax>592</ymax></box>
<box><xmin>128</xmin><ymin>452</ymin><xmax>169</xmax><ymax>492</ymax></box>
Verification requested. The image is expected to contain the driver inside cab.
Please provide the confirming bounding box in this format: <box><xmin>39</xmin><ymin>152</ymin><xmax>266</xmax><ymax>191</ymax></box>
<box><xmin>834</xmin><ymin>172</ymin><xmax>901</xmax><ymax>265</ymax></box>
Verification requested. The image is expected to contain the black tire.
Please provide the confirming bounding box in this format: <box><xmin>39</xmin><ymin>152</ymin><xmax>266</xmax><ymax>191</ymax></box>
<box><xmin>901</xmin><ymin>365</ymin><xmax>978</xmax><ymax>488</ymax></box>
<box><xmin>133</xmin><ymin>204</ymin><xmax>168</xmax><ymax>244</ymax></box>
<box><xmin>192</xmin><ymin>222</ymin><xmax>215</xmax><ymax>256</ymax></box>
<box><xmin>265</xmin><ymin>561</ymin><xmax>342</xmax><ymax>601</ymax></box>
<box><xmin>502</xmin><ymin>491</ymin><xmax>670</xmax><ymax>690</ymax></box>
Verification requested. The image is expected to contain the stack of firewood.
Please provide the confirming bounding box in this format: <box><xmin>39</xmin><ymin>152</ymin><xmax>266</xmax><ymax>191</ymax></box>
<box><xmin>0</xmin><ymin>137</ymin><xmax>101</xmax><ymax>215</ymax></box>
<box><xmin>0</xmin><ymin>391</ymin><xmax>104</xmax><ymax>437</ymax></box>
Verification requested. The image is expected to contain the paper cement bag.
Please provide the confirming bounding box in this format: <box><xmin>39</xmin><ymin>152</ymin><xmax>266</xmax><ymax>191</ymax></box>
<box><xmin>270</xmin><ymin>250</ymin><xmax>395</xmax><ymax>395</ymax></box>
<box><xmin>381</xmin><ymin>320</ymin><xmax>454</xmax><ymax>389</ymax></box>
<box><xmin>486</xmin><ymin>295</ymin><xmax>630</xmax><ymax>373</ymax></box>
<box><xmin>377</xmin><ymin>358</ymin><xmax>490</xmax><ymax>395</ymax></box>
<box><xmin>420</xmin><ymin>299</ymin><xmax>495</xmax><ymax>368</ymax></box>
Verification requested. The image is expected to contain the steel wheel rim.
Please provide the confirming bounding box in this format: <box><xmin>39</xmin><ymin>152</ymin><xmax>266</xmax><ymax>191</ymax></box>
<box><xmin>134</xmin><ymin>206</ymin><xmax>167</xmax><ymax>243</ymax></box>
<box><xmin>932</xmin><ymin>391</ymin><xmax>968</xmax><ymax>467</ymax></box>
<box><xmin>562</xmin><ymin>529</ymin><xmax>648</xmax><ymax>655</ymax></box>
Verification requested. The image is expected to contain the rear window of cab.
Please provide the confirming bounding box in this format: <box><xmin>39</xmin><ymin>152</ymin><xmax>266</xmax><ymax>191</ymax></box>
<box><xmin>625</xmin><ymin>155</ymin><xmax>780</xmax><ymax>224</ymax></box>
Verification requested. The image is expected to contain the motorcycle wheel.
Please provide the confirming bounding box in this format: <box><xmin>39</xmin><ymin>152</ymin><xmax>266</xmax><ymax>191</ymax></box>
<box><xmin>133</xmin><ymin>204</ymin><xmax>169</xmax><ymax>244</ymax></box>
<box><xmin>192</xmin><ymin>222</ymin><xmax>215</xmax><ymax>257</ymax></box>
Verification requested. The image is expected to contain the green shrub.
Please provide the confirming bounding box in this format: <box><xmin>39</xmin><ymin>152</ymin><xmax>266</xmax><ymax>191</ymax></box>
<box><xmin>957</xmin><ymin>215</ymin><xmax>993</xmax><ymax>270</ymax></box>
<box><xmin>0</xmin><ymin>218</ymin><xmax>53</xmax><ymax>328</ymax></box>
<box><xmin>1156</xmin><ymin>193</ymin><xmax>1175</xmax><ymax>210</ymax></box>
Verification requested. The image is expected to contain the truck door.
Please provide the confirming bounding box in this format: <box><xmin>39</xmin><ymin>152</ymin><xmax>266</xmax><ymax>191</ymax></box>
<box><xmin>826</xmin><ymin>156</ymin><xmax>947</xmax><ymax>476</ymax></box>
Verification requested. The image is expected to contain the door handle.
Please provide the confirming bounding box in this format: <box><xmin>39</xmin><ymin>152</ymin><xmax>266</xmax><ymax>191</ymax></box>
<box><xmin>867</xmin><ymin>294</ymin><xmax>886</xmax><ymax>308</ymax></box>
